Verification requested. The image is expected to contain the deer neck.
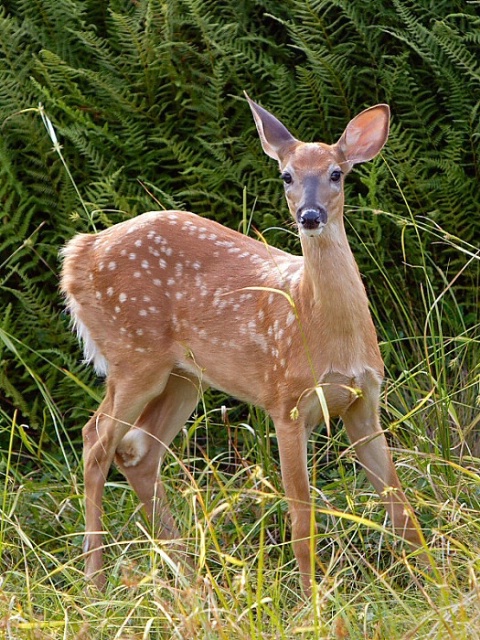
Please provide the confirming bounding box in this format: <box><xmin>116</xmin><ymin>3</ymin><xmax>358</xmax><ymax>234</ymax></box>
<box><xmin>299</xmin><ymin>220</ymin><xmax>363</xmax><ymax>302</ymax></box>
<box><xmin>297</xmin><ymin>219</ymin><xmax>381</xmax><ymax>374</ymax></box>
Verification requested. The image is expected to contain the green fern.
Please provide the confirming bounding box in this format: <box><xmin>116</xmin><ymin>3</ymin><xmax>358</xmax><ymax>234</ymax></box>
<box><xmin>0</xmin><ymin>0</ymin><xmax>477</xmax><ymax>443</ymax></box>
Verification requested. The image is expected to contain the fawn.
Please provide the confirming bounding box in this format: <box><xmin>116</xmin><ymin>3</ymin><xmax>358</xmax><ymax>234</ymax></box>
<box><xmin>61</xmin><ymin>94</ymin><xmax>423</xmax><ymax>594</ymax></box>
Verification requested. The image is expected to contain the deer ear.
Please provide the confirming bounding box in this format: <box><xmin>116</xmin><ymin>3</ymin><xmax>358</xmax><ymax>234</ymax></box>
<box><xmin>245</xmin><ymin>92</ymin><xmax>298</xmax><ymax>162</ymax></box>
<box><xmin>336</xmin><ymin>104</ymin><xmax>390</xmax><ymax>167</ymax></box>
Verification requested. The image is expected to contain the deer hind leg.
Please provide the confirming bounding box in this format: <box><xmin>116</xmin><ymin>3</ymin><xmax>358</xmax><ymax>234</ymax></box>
<box><xmin>115</xmin><ymin>372</ymin><xmax>203</xmax><ymax>559</ymax></box>
<box><xmin>341</xmin><ymin>388</ymin><xmax>423</xmax><ymax>552</ymax></box>
<box><xmin>83</xmin><ymin>371</ymin><xmax>171</xmax><ymax>590</ymax></box>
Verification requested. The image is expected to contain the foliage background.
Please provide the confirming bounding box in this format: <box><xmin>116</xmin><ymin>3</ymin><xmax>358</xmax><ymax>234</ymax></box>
<box><xmin>1</xmin><ymin>0</ymin><xmax>478</xmax><ymax>432</ymax></box>
<box><xmin>0</xmin><ymin>0</ymin><xmax>479</xmax><ymax>636</ymax></box>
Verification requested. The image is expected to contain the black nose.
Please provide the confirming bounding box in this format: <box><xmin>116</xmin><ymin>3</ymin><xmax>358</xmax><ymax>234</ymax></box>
<box><xmin>297</xmin><ymin>207</ymin><xmax>327</xmax><ymax>229</ymax></box>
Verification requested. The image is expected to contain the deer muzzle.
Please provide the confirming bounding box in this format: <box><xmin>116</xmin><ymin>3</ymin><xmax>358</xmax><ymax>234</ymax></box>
<box><xmin>297</xmin><ymin>206</ymin><xmax>328</xmax><ymax>233</ymax></box>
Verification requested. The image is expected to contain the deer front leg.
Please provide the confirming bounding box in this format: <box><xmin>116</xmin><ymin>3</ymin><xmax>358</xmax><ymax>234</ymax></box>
<box><xmin>274</xmin><ymin>418</ymin><xmax>315</xmax><ymax>596</ymax></box>
<box><xmin>342</xmin><ymin>389</ymin><xmax>423</xmax><ymax>552</ymax></box>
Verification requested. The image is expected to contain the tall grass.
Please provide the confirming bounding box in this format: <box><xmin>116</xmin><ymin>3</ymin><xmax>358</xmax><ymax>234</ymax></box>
<box><xmin>1</xmin><ymin>194</ymin><xmax>479</xmax><ymax>637</ymax></box>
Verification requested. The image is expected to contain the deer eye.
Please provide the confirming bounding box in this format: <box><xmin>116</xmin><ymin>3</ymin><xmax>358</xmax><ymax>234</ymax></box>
<box><xmin>281</xmin><ymin>171</ymin><xmax>292</xmax><ymax>185</ymax></box>
<box><xmin>330</xmin><ymin>169</ymin><xmax>342</xmax><ymax>182</ymax></box>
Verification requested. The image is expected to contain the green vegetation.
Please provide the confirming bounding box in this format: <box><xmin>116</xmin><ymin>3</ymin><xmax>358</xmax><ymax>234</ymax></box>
<box><xmin>0</xmin><ymin>0</ymin><xmax>479</xmax><ymax>637</ymax></box>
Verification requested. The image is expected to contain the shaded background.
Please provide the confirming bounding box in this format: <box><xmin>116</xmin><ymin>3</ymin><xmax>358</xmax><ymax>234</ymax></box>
<box><xmin>0</xmin><ymin>0</ymin><xmax>478</xmax><ymax>455</ymax></box>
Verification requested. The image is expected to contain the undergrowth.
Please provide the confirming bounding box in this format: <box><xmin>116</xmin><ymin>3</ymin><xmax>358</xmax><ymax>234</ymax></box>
<box><xmin>1</xmin><ymin>0</ymin><xmax>478</xmax><ymax>428</ymax></box>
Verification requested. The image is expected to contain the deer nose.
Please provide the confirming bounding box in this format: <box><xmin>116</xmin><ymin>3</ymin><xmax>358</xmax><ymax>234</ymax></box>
<box><xmin>297</xmin><ymin>207</ymin><xmax>327</xmax><ymax>230</ymax></box>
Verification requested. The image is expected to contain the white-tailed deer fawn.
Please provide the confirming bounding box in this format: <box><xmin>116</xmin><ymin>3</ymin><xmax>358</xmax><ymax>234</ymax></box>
<box><xmin>61</xmin><ymin>94</ymin><xmax>423</xmax><ymax>594</ymax></box>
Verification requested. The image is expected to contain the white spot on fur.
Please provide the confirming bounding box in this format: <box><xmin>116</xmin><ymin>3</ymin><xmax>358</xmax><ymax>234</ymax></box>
<box><xmin>119</xmin><ymin>292</ymin><xmax>127</xmax><ymax>303</ymax></box>
<box><xmin>286</xmin><ymin>311</ymin><xmax>296</xmax><ymax>326</ymax></box>
<box><xmin>251</xmin><ymin>333</ymin><xmax>268</xmax><ymax>353</ymax></box>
